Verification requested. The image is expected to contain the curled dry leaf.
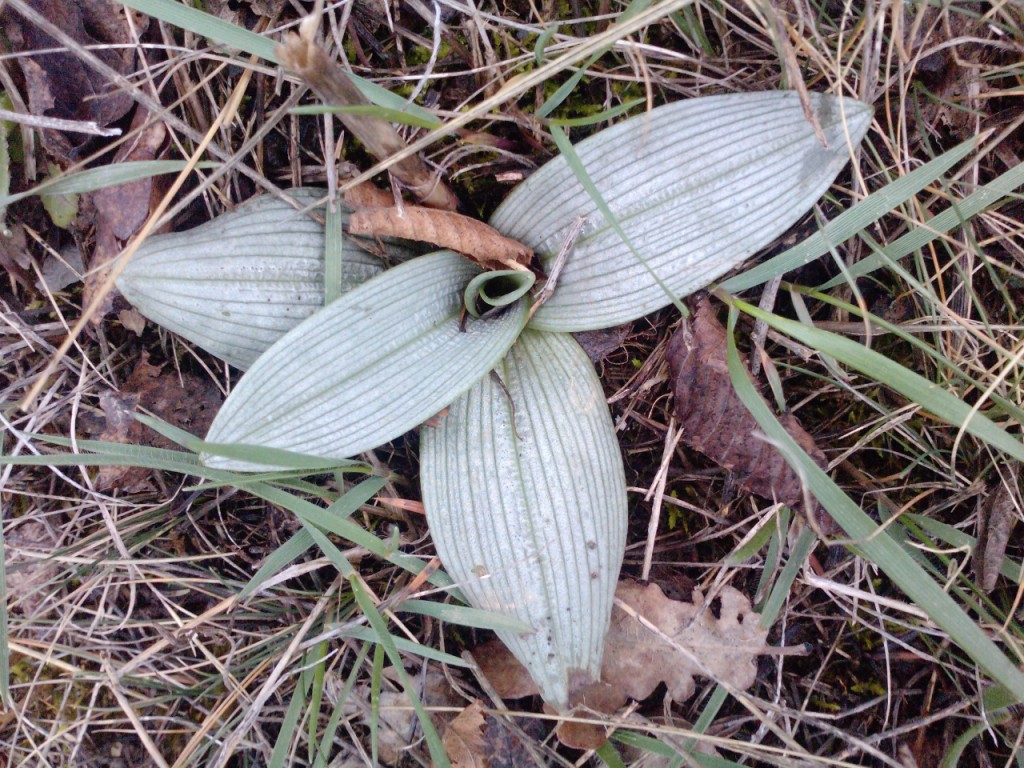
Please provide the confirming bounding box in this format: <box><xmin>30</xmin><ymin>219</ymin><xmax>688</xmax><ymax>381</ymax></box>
<box><xmin>275</xmin><ymin>14</ymin><xmax>457</xmax><ymax>211</ymax></box>
<box><xmin>342</xmin><ymin>179</ymin><xmax>396</xmax><ymax>209</ymax></box>
<box><xmin>667</xmin><ymin>295</ymin><xmax>836</xmax><ymax>534</ymax></box>
<box><xmin>349</xmin><ymin>206</ymin><xmax>533</xmax><ymax>272</ymax></box>
<box><xmin>974</xmin><ymin>464</ymin><xmax>1020</xmax><ymax>592</ymax></box>
<box><xmin>473</xmin><ymin>579</ymin><xmax>768</xmax><ymax>748</ymax></box>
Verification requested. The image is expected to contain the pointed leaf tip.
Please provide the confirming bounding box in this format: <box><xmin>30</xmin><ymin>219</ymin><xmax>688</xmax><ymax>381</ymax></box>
<box><xmin>420</xmin><ymin>329</ymin><xmax>628</xmax><ymax>710</ymax></box>
<box><xmin>116</xmin><ymin>190</ymin><xmax>394</xmax><ymax>370</ymax></box>
<box><xmin>203</xmin><ymin>251</ymin><xmax>528</xmax><ymax>471</ymax></box>
<box><xmin>490</xmin><ymin>92</ymin><xmax>873</xmax><ymax>331</ymax></box>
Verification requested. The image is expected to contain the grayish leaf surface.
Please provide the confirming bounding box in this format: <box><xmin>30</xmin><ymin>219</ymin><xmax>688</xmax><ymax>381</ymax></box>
<box><xmin>203</xmin><ymin>251</ymin><xmax>527</xmax><ymax>470</ymax></box>
<box><xmin>116</xmin><ymin>190</ymin><xmax>409</xmax><ymax>370</ymax></box>
<box><xmin>420</xmin><ymin>329</ymin><xmax>627</xmax><ymax>711</ymax></box>
<box><xmin>490</xmin><ymin>92</ymin><xmax>873</xmax><ymax>331</ymax></box>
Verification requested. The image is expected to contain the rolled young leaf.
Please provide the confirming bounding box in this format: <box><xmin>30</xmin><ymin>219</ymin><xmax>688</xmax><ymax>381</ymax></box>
<box><xmin>203</xmin><ymin>251</ymin><xmax>528</xmax><ymax>471</ymax></box>
<box><xmin>490</xmin><ymin>92</ymin><xmax>873</xmax><ymax>331</ymax></box>
<box><xmin>116</xmin><ymin>189</ymin><xmax>416</xmax><ymax>370</ymax></box>
<box><xmin>463</xmin><ymin>269</ymin><xmax>536</xmax><ymax>318</ymax></box>
<box><xmin>420</xmin><ymin>329</ymin><xmax>628</xmax><ymax>711</ymax></box>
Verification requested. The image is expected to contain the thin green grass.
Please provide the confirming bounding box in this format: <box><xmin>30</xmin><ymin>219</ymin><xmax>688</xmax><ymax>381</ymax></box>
<box><xmin>3</xmin><ymin>0</ymin><xmax>1024</xmax><ymax>764</ymax></box>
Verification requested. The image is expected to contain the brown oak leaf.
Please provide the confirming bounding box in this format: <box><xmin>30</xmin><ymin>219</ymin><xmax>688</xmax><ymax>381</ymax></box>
<box><xmin>94</xmin><ymin>352</ymin><xmax>222</xmax><ymax>491</ymax></box>
<box><xmin>474</xmin><ymin>579</ymin><xmax>769</xmax><ymax>749</ymax></box>
<box><xmin>667</xmin><ymin>295</ymin><xmax>835</xmax><ymax>534</ymax></box>
<box><xmin>7</xmin><ymin>0</ymin><xmax>139</xmax><ymax>161</ymax></box>
<box><xmin>443</xmin><ymin>701</ymin><xmax>489</xmax><ymax>768</ymax></box>
<box><xmin>85</xmin><ymin>108</ymin><xmax>168</xmax><ymax>323</ymax></box>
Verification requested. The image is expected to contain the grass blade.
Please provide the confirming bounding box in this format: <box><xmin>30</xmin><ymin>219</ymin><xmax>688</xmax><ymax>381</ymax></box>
<box><xmin>720</xmin><ymin>135</ymin><xmax>982</xmax><ymax>292</ymax></box>
<box><xmin>723</xmin><ymin>302</ymin><xmax>1024</xmax><ymax>703</ymax></box>
<box><xmin>731</xmin><ymin>298</ymin><xmax>1024</xmax><ymax>463</ymax></box>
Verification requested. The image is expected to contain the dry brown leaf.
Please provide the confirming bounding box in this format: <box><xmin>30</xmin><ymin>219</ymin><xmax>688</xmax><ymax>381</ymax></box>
<box><xmin>5</xmin><ymin>0</ymin><xmax>138</xmax><ymax>161</ymax></box>
<box><xmin>343</xmin><ymin>180</ymin><xmax>397</xmax><ymax>209</ymax></box>
<box><xmin>85</xmin><ymin>109</ymin><xmax>168</xmax><ymax>324</ymax></box>
<box><xmin>349</xmin><ymin>206</ymin><xmax>532</xmax><ymax>271</ymax></box>
<box><xmin>474</xmin><ymin>579</ymin><xmax>768</xmax><ymax>749</ymax></box>
<box><xmin>341</xmin><ymin>667</ymin><xmax>458</xmax><ymax>766</ymax></box>
<box><xmin>5</xmin><ymin>519</ymin><xmax>60</xmax><ymax>616</ymax></box>
<box><xmin>605</xmin><ymin>581</ymin><xmax>768</xmax><ymax>704</ymax></box>
<box><xmin>667</xmin><ymin>295</ymin><xmax>836</xmax><ymax>534</ymax></box>
<box><xmin>275</xmin><ymin>13</ymin><xmax>457</xmax><ymax>211</ymax></box>
<box><xmin>443</xmin><ymin>701</ymin><xmax>489</xmax><ymax>768</ymax></box>
<box><xmin>974</xmin><ymin>464</ymin><xmax>1020</xmax><ymax>592</ymax></box>
<box><xmin>472</xmin><ymin>638</ymin><xmax>540</xmax><ymax>701</ymax></box>
<box><xmin>94</xmin><ymin>351</ymin><xmax>222</xmax><ymax>491</ymax></box>
<box><xmin>117</xmin><ymin>307</ymin><xmax>146</xmax><ymax>336</ymax></box>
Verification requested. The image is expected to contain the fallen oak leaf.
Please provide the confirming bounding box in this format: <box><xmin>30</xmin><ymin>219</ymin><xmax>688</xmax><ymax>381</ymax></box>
<box><xmin>473</xmin><ymin>579</ymin><xmax>769</xmax><ymax>749</ymax></box>
<box><xmin>85</xmin><ymin>107</ymin><xmax>168</xmax><ymax>324</ymax></box>
<box><xmin>7</xmin><ymin>0</ymin><xmax>138</xmax><ymax>161</ymax></box>
<box><xmin>974</xmin><ymin>464</ymin><xmax>1019</xmax><ymax>593</ymax></box>
<box><xmin>605</xmin><ymin>580</ymin><xmax>768</xmax><ymax>705</ymax></box>
<box><xmin>443</xmin><ymin>701</ymin><xmax>488</xmax><ymax>768</ymax></box>
<box><xmin>94</xmin><ymin>351</ymin><xmax>222</xmax><ymax>491</ymax></box>
<box><xmin>349</xmin><ymin>206</ymin><xmax>533</xmax><ymax>272</ymax></box>
<box><xmin>667</xmin><ymin>295</ymin><xmax>836</xmax><ymax>534</ymax></box>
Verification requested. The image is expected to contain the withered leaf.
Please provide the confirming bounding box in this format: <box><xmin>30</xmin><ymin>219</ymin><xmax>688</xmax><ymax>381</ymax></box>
<box><xmin>341</xmin><ymin>666</ymin><xmax>458</xmax><ymax>766</ymax></box>
<box><xmin>94</xmin><ymin>351</ymin><xmax>222</xmax><ymax>491</ymax></box>
<box><xmin>349</xmin><ymin>206</ymin><xmax>532</xmax><ymax>271</ymax></box>
<box><xmin>474</xmin><ymin>579</ymin><xmax>769</xmax><ymax>749</ymax></box>
<box><xmin>443</xmin><ymin>701</ymin><xmax>488</xmax><ymax>768</ymax></box>
<box><xmin>667</xmin><ymin>296</ymin><xmax>835</xmax><ymax>534</ymax></box>
<box><xmin>974</xmin><ymin>464</ymin><xmax>1020</xmax><ymax>593</ymax></box>
<box><xmin>604</xmin><ymin>581</ymin><xmax>767</xmax><ymax>704</ymax></box>
<box><xmin>7</xmin><ymin>0</ymin><xmax>138</xmax><ymax>160</ymax></box>
<box><xmin>342</xmin><ymin>180</ymin><xmax>396</xmax><ymax>210</ymax></box>
<box><xmin>85</xmin><ymin>109</ymin><xmax>167</xmax><ymax>323</ymax></box>
<box><xmin>275</xmin><ymin>17</ymin><xmax>457</xmax><ymax>211</ymax></box>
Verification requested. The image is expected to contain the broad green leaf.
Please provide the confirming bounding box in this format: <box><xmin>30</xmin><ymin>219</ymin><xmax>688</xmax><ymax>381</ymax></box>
<box><xmin>720</xmin><ymin>134</ymin><xmax>981</xmax><ymax>292</ymax></box>
<box><xmin>490</xmin><ymin>92</ymin><xmax>872</xmax><ymax>331</ymax></box>
<box><xmin>420</xmin><ymin>330</ymin><xmax>627</xmax><ymax>711</ymax></box>
<box><xmin>204</xmin><ymin>251</ymin><xmax>528</xmax><ymax>470</ymax></box>
<box><xmin>723</xmin><ymin>305</ymin><xmax>1024</xmax><ymax>703</ymax></box>
<box><xmin>116</xmin><ymin>190</ymin><xmax>407</xmax><ymax>370</ymax></box>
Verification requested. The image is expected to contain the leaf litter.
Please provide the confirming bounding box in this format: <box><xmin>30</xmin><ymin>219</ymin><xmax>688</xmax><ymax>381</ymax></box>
<box><xmin>472</xmin><ymin>579</ymin><xmax>768</xmax><ymax>749</ymax></box>
<box><xmin>667</xmin><ymin>294</ymin><xmax>836</xmax><ymax>535</ymax></box>
<box><xmin>93</xmin><ymin>351</ymin><xmax>222</xmax><ymax>492</ymax></box>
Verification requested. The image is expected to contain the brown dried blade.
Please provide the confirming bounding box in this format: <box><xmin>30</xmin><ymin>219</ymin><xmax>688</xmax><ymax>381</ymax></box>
<box><xmin>667</xmin><ymin>295</ymin><xmax>836</xmax><ymax>534</ymax></box>
<box><xmin>349</xmin><ymin>206</ymin><xmax>532</xmax><ymax>271</ymax></box>
<box><xmin>974</xmin><ymin>464</ymin><xmax>1020</xmax><ymax>593</ymax></box>
<box><xmin>275</xmin><ymin>6</ymin><xmax>457</xmax><ymax>211</ymax></box>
